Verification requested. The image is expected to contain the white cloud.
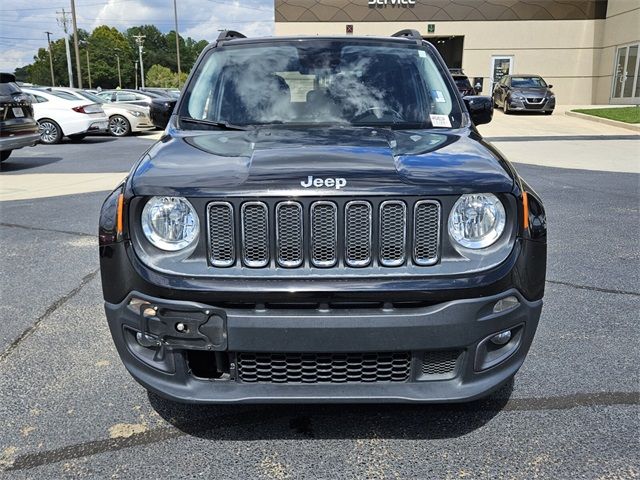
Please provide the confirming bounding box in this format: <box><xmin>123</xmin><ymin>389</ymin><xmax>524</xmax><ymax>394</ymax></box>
<box><xmin>0</xmin><ymin>0</ymin><xmax>274</xmax><ymax>72</ymax></box>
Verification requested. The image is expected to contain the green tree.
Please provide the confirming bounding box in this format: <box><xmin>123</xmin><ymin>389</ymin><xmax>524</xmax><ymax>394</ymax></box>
<box><xmin>83</xmin><ymin>26</ymin><xmax>134</xmax><ymax>89</ymax></box>
<box><xmin>146</xmin><ymin>64</ymin><xmax>176</xmax><ymax>87</ymax></box>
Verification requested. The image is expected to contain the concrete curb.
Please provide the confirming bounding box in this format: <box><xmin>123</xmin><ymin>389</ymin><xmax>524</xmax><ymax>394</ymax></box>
<box><xmin>565</xmin><ymin>110</ymin><xmax>640</xmax><ymax>132</ymax></box>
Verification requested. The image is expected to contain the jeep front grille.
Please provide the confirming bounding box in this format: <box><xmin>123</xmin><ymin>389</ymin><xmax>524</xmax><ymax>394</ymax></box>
<box><xmin>207</xmin><ymin>198</ymin><xmax>441</xmax><ymax>269</ymax></box>
<box><xmin>237</xmin><ymin>351</ymin><xmax>411</xmax><ymax>383</ymax></box>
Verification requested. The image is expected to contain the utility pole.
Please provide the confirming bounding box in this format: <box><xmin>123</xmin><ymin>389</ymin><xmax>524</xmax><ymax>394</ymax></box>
<box><xmin>45</xmin><ymin>31</ymin><xmax>55</xmax><ymax>86</ymax></box>
<box><xmin>85</xmin><ymin>49</ymin><xmax>92</xmax><ymax>89</ymax></box>
<box><xmin>133</xmin><ymin>34</ymin><xmax>146</xmax><ymax>89</ymax></box>
<box><xmin>173</xmin><ymin>0</ymin><xmax>181</xmax><ymax>87</ymax></box>
<box><xmin>70</xmin><ymin>0</ymin><xmax>82</xmax><ymax>88</ymax></box>
<box><xmin>56</xmin><ymin>8</ymin><xmax>74</xmax><ymax>87</ymax></box>
<box><xmin>134</xmin><ymin>60</ymin><xmax>138</xmax><ymax>89</ymax></box>
<box><xmin>116</xmin><ymin>55</ymin><xmax>122</xmax><ymax>88</ymax></box>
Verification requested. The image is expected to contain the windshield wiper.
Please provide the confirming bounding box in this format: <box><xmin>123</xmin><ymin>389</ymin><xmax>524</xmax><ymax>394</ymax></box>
<box><xmin>178</xmin><ymin>116</ymin><xmax>251</xmax><ymax>131</ymax></box>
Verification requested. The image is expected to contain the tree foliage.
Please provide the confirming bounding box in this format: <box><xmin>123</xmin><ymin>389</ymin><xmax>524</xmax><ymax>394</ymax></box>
<box><xmin>16</xmin><ymin>25</ymin><xmax>210</xmax><ymax>89</ymax></box>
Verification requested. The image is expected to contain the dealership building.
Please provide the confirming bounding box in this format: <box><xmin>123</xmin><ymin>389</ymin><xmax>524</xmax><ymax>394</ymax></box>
<box><xmin>274</xmin><ymin>0</ymin><xmax>640</xmax><ymax>105</ymax></box>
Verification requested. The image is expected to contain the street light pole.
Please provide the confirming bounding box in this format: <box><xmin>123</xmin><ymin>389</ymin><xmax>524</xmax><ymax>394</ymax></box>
<box><xmin>70</xmin><ymin>0</ymin><xmax>83</xmax><ymax>88</ymax></box>
<box><xmin>134</xmin><ymin>60</ymin><xmax>138</xmax><ymax>90</ymax></box>
<box><xmin>133</xmin><ymin>34</ymin><xmax>146</xmax><ymax>89</ymax></box>
<box><xmin>56</xmin><ymin>8</ymin><xmax>74</xmax><ymax>88</ymax></box>
<box><xmin>116</xmin><ymin>55</ymin><xmax>122</xmax><ymax>88</ymax></box>
<box><xmin>85</xmin><ymin>49</ymin><xmax>92</xmax><ymax>89</ymax></box>
<box><xmin>45</xmin><ymin>31</ymin><xmax>55</xmax><ymax>86</ymax></box>
<box><xmin>173</xmin><ymin>0</ymin><xmax>181</xmax><ymax>87</ymax></box>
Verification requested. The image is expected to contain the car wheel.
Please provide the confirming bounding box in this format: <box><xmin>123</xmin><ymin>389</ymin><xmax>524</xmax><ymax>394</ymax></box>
<box><xmin>109</xmin><ymin>115</ymin><xmax>131</xmax><ymax>137</ymax></box>
<box><xmin>503</xmin><ymin>100</ymin><xmax>510</xmax><ymax>114</ymax></box>
<box><xmin>38</xmin><ymin>119</ymin><xmax>63</xmax><ymax>144</ymax></box>
<box><xmin>68</xmin><ymin>134</ymin><xmax>87</xmax><ymax>141</ymax></box>
<box><xmin>0</xmin><ymin>150</ymin><xmax>11</xmax><ymax>162</ymax></box>
<box><xmin>544</xmin><ymin>110</ymin><xmax>553</xmax><ymax>115</ymax></box>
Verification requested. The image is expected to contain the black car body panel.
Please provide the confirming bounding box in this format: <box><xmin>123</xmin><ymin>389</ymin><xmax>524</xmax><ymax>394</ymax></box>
<box><xmin>99</xmin><ymin>32</ymin><xmax>546</xmax><ymax>403</ymax></box>
<box><xmin>0</xmin><ymin>74</ymin><xmax>39</xmax><ymax>160</ymax></box>
<box><xmin>131</xmin><ymin>128</ymin><xmax>513</xmax><ymax>196</ymax></box>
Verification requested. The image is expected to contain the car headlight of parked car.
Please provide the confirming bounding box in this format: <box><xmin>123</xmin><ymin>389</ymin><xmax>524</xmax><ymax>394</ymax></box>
<box><xmin>129</xmin><ymin>110</ymin><xmax>143</xmax><ymax>117</ymax></box>
<box><xmin>141</xmin><ymin>196</ymin><xmax>199</xmax><ymax>251</ymax></box>
<box><xmin>448</xmin><ymin>193</ymin><xmax>506</xmax><ymax>249</ymax></box>
<box><xmin>509</xmin><ymin>93</ymin><xmax>525</xmax><ymax>100</ymax></box>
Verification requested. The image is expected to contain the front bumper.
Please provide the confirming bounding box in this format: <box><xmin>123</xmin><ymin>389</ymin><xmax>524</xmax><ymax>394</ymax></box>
<box><xmin>131</xmin><ymin>115</ymin><xmax>155</xmax><ymax>132</ymax></box>
<box><xmin>508</xmin><ymin>97</ymin><xmax>555</xmax><ymax>112</ymax></box>
<box><xmin>105</xmin><ymin>288</ymin><xmax>542</xmax><ymax>404</ymax></box>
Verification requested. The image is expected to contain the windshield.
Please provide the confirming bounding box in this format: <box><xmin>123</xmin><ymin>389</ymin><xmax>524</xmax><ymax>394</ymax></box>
<box><xmin>77</xmin><ymin>90</ymin><xmax>106</xmax><ymax>103</ymax></box>
<box><xmin>511</xmin><ymin>77</ymin><xmax>547</xmax><ymax>88</ymax></box>
<box><xmin>182</xmin><ymin>40</ymin><xmax>460</xmax><ymax>129</ymax></box>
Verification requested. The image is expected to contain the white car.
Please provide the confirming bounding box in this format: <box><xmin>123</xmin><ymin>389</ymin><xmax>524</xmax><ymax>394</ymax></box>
<box><xmin>22</xmin><ymin>88</ymin><xmax>109</xmax><ymax>144</ymax></box>
<box><xmin>47</xmin><ymin>88</ymin><xmax>154</xmax><ymax>137</ymax></box>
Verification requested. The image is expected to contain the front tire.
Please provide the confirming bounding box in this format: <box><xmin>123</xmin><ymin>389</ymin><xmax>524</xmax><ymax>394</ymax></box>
<box><xmin>38</xmin><ymin>119</ymin><xmax>63</xmax><ymax>144</ymax></box>
<box><xmin>109</xmin><ymin>115</ymin><xmax>131</xmax><ymax>137</ymax></box>
<box><xmin>544</xmin><ymin>110</ymin><xmax>553</xmax><ymax>115</ymax></box>
<box><xmin>503</xmin><ymin>100</ymin><xmax>510</xmax><ymax>114</ymax></box>
<box><xmin>0</xmin><ymin>150</ymin><xmax>11</xmax><ymax>162</ymax></box>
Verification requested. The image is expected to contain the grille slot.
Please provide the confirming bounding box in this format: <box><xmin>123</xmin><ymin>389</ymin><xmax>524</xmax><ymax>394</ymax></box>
<box><xmin>422</xmin><ymin>350</ymin><xmax>461</xmax><ymax>377</ymax></box>
<box><xmin>379</xmin><ymin>200</ymin><xmax>407</xmax><ymax>266</ymax></box>
<box><xmin>207</xmin><ymin>202</ymin><xmax>235</xmax><ymax>267</ymax></box>
<box><xmin>241</xmin><ymin>202</ymin><xmax>269</xmax><ymax>267</ymax></box>
<box><xmin>311</xmin><ymin>201</ymin><xmax>337</xmax><ymax>267</ymax></box>
<box><xmin>237</xmin><ymin>351</ymin><xmax>411</xmax><ymax>383</ymax></box>
<box><xmin>207</xmin><ymin>198</ymin><xmax>442</xmax><ymax>270</ymax></box>
<box><xmin>276</xmin><ymin>201</ymin><xmax>303</xmax><ymax>267</ymax></box>
<box><xmin>413</xmin><ymin>200</ymin><xmax>440</xmax><ymax>266</ymax></box>
<box><xmin>345</xmin><ymin>201</ymin><xmax>372</xmax><ymax>267</ymax></box>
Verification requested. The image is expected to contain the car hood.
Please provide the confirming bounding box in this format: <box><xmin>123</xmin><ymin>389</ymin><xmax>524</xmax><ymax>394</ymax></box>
<box><xmin>131</xmin><ymin>127</ymin><xmax>514</xmax><ymax>197</ymax></box>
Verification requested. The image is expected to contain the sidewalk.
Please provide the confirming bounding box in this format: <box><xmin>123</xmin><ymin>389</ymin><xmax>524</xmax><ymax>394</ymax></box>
<box><xmin>478</xmin><ymin>105</ymin><xmax>639</xmax><ymax>138</ymax></box>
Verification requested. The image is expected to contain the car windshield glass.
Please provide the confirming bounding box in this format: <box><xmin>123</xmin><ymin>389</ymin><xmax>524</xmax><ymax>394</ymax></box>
<box><xmin>78</xmin><ymin>90</ymin><xmax>105</xmax><ymax>103</ymax></box>
<box><xmin>454</xmin><ymin>77</ymin><xmax>472</xmax><ymax>89</ymax></box>
<box><xmin>183</xmin><ymin>40</ymin><xmax>460</xmax><ymax>129</ymax></box>
<box><xmin>0</xmin><ymin>82</ymin><xmax>21</xmax><ymax>96</ymax></box>
<box><xmin>48</xmin><ymin>90</ymin><xmax>81</xmax><ymax>101</ymax></box>
<box><xmin>510</xmin><ymin>77</ymin><xmax>547</xmax><ymax>88</ymax></box>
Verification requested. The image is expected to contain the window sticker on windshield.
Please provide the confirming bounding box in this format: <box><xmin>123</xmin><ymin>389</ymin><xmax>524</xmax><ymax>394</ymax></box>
<box><xmin>431</xmin><ymin>90</ymin><xmax>446</xmax><ymax>103</ymax></box>
<box><xmin>418</xmin><ymin>50</ymin><xmax>427</xmax><ymax>58</ymax></box>
<box><xmin>429</xmin><ymin>114</ymin><xmax>452</xmax><ymax>128</ymax></box>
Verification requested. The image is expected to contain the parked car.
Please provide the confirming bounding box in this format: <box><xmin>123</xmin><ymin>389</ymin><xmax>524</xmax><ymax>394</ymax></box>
<box><xmin>96</xmin><ymin>89</ymin><xmax>169</xmax><ymax>107</ymax></box>
<box><xmin>149</xmin><ymin>96</ymin><xmax>177</xmax><ymax>129</ymax></box>
<box><xmin>492</xmin><ymin>74</ymin><xmax>555</xmax><ymax>114</ymax></box>
<box><xmin>450</xmin><ymin>69</ymin><xmax>479</xmax><ymax>97</ymax></box>
<box><xmin>99</xmin><ymin>29</ymin><xmax>546</xmax><ymax>404</ymax></box>
<box><xmin>45</xmin><ymin>88</ymin><xmax>154</xmax><ymax>137</ymax></box>
<box><xmin>22</xmin><ymin>88</ymin><xmax>109</xmax><ymax>144</ymax></box>
<box><xmin>141</xmin><ymin>87</ymin><xmax>181</xmax><ymax>99</ymax></box>
<box><xmin>0</xmin><ymin>73</ymin><xmax>39</xmax><ymax>162</ymax></box>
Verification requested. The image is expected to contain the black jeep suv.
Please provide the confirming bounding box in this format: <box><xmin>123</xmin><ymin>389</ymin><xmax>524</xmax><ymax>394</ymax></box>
<box><xmin>0</xmin><ymin>73</ymin><xmax>39</xmax><ymax>162</ymax></box>
<box><xmin>99</xmin><ymin>30</ymin><xmax>546</xmax><ymax>404</ymax></box>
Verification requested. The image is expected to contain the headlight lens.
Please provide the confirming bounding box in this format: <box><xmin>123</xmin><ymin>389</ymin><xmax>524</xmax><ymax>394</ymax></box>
<box><xmin>448</xmin><ymin>193</ymin><xmax>506</xmax><ymax>249</ymax></box>
<box><xmin>130</xmin><ymin>110</ymin><xmax>143</xmax><ymax>117</ymax></box>
<box><xmin>141</xmin><ymin>196</ymin><xmax>199</xmax><ymax>251</ymax></box>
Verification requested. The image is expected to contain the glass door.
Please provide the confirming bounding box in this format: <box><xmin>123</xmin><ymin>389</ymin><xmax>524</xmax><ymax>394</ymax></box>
<box><xmin>490</xmin><ymin>56</ymin><xmax>513</xmax><ymax>92</ymax></box>
<box><xmin>612</xmin><ymin>43</ymin><xmax>639</xmax><ymax>103</ymax></box>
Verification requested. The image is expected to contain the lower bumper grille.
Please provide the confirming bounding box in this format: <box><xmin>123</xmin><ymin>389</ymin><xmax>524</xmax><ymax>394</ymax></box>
<box><xmin>237</xmin><ymin>351</ymin><xmax>411</xmax><ymax>383</ymax></box>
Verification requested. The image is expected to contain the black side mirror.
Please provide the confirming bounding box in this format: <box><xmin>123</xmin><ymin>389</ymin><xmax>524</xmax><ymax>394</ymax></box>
<box><xmin>547</xmin><ymin>84</ymin><xmax>553</xmax><ymax>89</ymax></box>
<box><xmin>463</xmin><ymin>95</ymin><xmax>493</xmax><ymax>126</ymax></box>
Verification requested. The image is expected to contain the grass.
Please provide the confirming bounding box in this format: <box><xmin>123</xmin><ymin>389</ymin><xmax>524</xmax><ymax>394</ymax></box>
<box><xmin>572</xmin><ymin>106</ymin><xmax>640</xmax><ymax>124</ymax></box>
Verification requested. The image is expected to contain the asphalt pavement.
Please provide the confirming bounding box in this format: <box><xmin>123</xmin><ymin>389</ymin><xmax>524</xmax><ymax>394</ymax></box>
<box><xmin>0</xmin><ymin>129</ymin><xmax>638</xmax><ymax>479</ymax></box>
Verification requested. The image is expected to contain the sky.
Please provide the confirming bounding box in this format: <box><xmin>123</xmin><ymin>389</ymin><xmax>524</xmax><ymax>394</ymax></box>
<box><xmin>0</xmin><ymin>0</ymin><xmax>275</xmax><ymax>73</ymax></box>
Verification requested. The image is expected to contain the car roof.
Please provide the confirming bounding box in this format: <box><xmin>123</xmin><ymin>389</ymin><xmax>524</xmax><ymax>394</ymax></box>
<box><xmin>507</xmin><ymin>74</ymin><xmax>544</xmax><ymax>78</ymax></box>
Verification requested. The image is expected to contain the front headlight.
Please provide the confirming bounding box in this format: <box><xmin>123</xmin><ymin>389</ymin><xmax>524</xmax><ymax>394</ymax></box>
<box><xmin>130</xmin><ymin>110</ymin><xmax>143</xmax><ymax>117</ymax></box>
<box><xmin>141</xmin><ymin>196</ymin><xmax>199</xmax><ymax>251</ymax></box>
<box><xmin>448</xmin><ymin>193</ymin><xmax>506</xmax><ymax>249</ymax></box>
<box><xmin>510</xmin><ymin>93</ymin><xmax>524</xmax><ymax>100</ymax></box>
